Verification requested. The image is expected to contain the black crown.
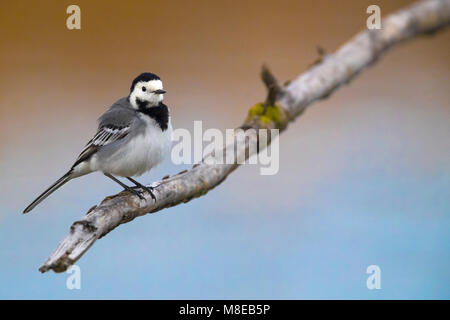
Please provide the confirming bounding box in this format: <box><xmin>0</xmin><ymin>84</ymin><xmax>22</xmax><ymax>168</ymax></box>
<box><xmin>130</xmin><ymin>72</ymin><xmax>161</xmax><ymax>92</ymax></box>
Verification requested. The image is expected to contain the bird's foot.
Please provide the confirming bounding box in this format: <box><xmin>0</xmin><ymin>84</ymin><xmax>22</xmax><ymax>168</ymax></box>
<box><xmin>140</xmin><ymin>185</ymin><xmax>156</xmax><ymax>202</ymax></box>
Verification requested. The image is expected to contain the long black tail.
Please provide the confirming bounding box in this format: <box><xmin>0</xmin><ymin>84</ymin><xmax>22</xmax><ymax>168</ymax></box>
<box><xmin>23</xmin><ymin>171</ymin><xmax>73</xmax><ymax>214</ymax></box>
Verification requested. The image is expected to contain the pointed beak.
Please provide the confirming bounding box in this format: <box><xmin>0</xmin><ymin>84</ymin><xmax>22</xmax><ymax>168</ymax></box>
<box><xmin>154</xmin><ymin>89</ymin><xmax>166</xmax><ymax>94</ymax></box>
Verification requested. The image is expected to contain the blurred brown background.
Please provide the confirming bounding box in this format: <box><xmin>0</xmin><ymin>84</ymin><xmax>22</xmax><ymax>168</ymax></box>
<box><xmin>1</xmin><ymin>0</ymin><xmax>449</xmax><ymax>210</ymax></box>
<box><xmin>1</xmin><ymin>0</ymin><xmax>449</xmax><ymax>202</ymax></box>
<box><xmin>1</xmin><ymin>0</ymin><xmax>448</xmax><ymax>144</ymax></box>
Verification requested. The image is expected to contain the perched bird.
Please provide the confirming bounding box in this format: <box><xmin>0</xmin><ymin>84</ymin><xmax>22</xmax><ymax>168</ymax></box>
<box><xmin>23</xmin><ymin>72</ymin><xmax>172</xmax><ymax>213</ymax></box>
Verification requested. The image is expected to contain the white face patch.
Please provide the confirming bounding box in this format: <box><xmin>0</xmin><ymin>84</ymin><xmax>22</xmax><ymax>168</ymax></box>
<box><xmin>130</xmin><ymin>79</ymin><xmax>164</xmax><ymax>108</ymax></box>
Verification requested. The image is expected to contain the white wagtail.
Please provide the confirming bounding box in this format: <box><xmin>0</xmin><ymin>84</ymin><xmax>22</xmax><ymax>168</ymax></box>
<box><xmin>23</xmin><ymin>72</ymin><xmax>172</xmax><ymax>213</ymax></box>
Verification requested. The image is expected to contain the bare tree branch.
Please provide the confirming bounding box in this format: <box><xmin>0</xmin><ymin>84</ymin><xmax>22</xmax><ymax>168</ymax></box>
<box><xmin>39</xmin><ymin>0</ymin><xmax>450</xmax><ymax>273</ymax></box>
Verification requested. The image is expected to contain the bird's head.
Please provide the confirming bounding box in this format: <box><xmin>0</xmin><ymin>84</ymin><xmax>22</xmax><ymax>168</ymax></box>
<box><xmin>129</xmin><ymin>72</ymin><xmax>165</xmax><ymax>109</ymax></box>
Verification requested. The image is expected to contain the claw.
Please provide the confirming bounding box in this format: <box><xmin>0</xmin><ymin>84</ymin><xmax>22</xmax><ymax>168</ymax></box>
<box><xmin>136</xmin><ymin>185</ymin><xmax>156</xmax><ymax>202</ymax></box>
<box><xmin>126</xmin><ymin>177</ymin><xmax>157</xmax><ymax>203</ymax></box>
<box><xmin>146</xmin><ymin>186</ymin><xmax>157</xmax><ymax>202</ymax></box>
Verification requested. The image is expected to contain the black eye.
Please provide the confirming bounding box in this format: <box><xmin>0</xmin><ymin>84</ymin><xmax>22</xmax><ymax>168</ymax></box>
<box><xmin>142</xmin><ymin>87</ymin><xmax>146</xmax><ymax>92</ymax></box>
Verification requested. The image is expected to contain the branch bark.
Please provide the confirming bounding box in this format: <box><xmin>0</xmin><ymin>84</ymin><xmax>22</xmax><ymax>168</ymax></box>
<box><xmin>39</xmin><ymin>0</ymin><xmax>450</xmax><ymax>273</ymax></box>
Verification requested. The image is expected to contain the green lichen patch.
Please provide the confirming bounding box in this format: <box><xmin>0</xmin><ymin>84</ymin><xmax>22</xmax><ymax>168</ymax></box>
<box><xmin>247</xmin><ymin>103</ymin><xmax>286</xmax><ymax>129</ymax></box>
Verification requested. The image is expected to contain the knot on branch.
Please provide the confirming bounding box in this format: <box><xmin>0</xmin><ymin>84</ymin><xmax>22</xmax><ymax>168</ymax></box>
<box><xmin>261</xmin><ymin>64</ymin><xmax>282</xmax><ymax>106</ymax></box>
<box><xmin>71</xmin><ymin>220</ymin><xmax>97</xmax><ymax>233</ymax></box>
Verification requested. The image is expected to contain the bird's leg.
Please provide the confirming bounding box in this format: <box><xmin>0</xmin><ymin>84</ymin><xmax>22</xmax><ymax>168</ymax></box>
<box><xmin>104</xmin><ymin>173</ymin><xmax>144</xmax><ymax>200</ymax></box>
<box><xmin>126</xmin><ymin>177</ymin><xmax>156</xmax><ymax>202</ymax></box>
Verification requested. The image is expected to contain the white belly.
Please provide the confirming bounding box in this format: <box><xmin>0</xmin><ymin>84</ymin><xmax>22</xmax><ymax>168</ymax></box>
<box><xmin>92</xmin><ymin>116</ymin><xmax>172</xmax><ymax>177</ymax></box>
